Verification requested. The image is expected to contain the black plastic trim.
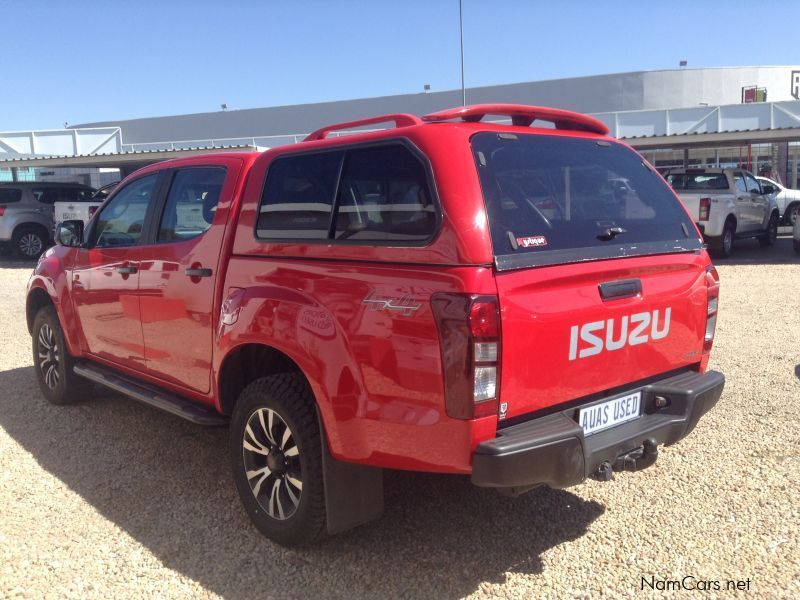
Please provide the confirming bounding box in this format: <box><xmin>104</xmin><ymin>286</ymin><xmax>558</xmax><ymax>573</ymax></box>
<box><xmin>472</xmin><ymin>370</ymin><xmax>724</xmax><ymax>489</ymax></box>
<box><xmin>73</xmin><ymin>361</ymin><xmax>227</xmax><ymax>426</ymax></box>
<box><xmin>599</xmin><ymin>278</ymin><xmax>641</xmax><ymax>301</ymax></box>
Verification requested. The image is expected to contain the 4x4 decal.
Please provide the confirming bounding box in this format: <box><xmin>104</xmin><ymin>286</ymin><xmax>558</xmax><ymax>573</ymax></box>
<box><xmin>362</xmin><ymin>293</ymin><xmax>422</xmax><ymax>316</ymax></box>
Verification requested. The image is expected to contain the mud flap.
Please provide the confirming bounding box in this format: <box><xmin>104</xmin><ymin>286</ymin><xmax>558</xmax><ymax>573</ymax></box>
<box><xmin>318</xmin><ymin>414</ymin><xmax>384</xmax><ymax>535</ymax></box>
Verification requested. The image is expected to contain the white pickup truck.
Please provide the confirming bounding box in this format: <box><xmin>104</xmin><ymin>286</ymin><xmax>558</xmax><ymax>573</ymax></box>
<box><xmin>665</xmin><ymin>168</ymin><xmax>779</xmax><ymax>257</ymax></box>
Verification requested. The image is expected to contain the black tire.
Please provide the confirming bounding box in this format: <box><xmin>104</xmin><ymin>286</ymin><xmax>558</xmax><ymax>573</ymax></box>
<box><xmin>13</xmin><ymin>224</ymin><xmax>48</xmax><ymax>259</ymax></box>
<box><xmin>32</xmin><ymin>305</ymin><xmax>92</xmax><ymax>405</ymax></box>
<box><xmin>794</xmin><ymin>239</ymin><xmax>800</xmax><ymax>255</ymax></box>
<box><xmin>710</xmin><ymin>219</ymin><xmax>735</xmax><ymax>258</ymax></box>
<box><xmin>786</xmin><ymin>203</ymin><xmax>800</xmax><ymax>226</ymax></box>
<box><xmin>230</xmin><ymin>374</ymin><xmax>326</xmax><ymax>546</ymax></box>
<box><xmin>758</xmin><ymin>212</ymin><xmax>779</xmax><ymax>247</ymax></box>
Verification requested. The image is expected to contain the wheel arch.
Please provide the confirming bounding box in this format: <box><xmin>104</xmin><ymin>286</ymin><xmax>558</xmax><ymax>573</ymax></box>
<box><xmin>217</xmin><ymin>343</ymin><xmax>316</xmax><ymax>417</ymax></box>
<box><xmin>26</xmin><ymin>286</ymin><xmax>54</xmax><ymax>335</ymax></box>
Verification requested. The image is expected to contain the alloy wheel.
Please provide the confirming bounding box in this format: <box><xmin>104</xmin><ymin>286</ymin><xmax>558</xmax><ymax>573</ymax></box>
<box><xmin>723</xmin><ymin>229</ymin><xmax>733</xmax><ymax>255</ymax></box>
<box><xmin>19</xmin><ymin>233</ymin><xmax>43</xmax><ymax>257</ymax></box>
<box><xmin>38</xmin><ymin>323</ymin><xmax>60</xmax><ymax>389</ymax></box>
<box><xmin>242</xmin><ymin>407</ymin><xmax>303</xmax><ymax>520</ymax></box>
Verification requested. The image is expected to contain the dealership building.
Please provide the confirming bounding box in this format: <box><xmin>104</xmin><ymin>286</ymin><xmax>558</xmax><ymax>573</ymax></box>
<box><xmin>2</xmin><ymin>65</ymin><xmax>800</xmax><ymax>188</ymax></box>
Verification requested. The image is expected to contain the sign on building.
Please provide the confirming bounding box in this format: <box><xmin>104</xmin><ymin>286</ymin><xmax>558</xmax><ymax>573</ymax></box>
<box><xmin>741</xmin><ymin>86</ymin><xmax>767</xmax><ymax>103</ymax></box>
<box><xmin>792</xmin><ymin>71</ymin><xmax>800</xmax><ymax>100</ymax></box>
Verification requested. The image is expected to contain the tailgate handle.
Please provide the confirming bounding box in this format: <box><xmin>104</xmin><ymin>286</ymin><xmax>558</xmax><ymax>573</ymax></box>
<box><xmin>599</xmin><ymin>278</ymin><xmax>642</xmax><ymax>301</ymax></box>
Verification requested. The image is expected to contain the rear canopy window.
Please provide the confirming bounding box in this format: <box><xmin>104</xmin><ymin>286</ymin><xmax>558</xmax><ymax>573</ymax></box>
<box><xmin>256</xmin><ymin>143</ymin><xmax>437</xmax><ymax>243</ymax></box>
<box><xmin>257</xmin><ymin>151</ymin><xmax>342</xmax><ymax>239</ymax></box>
<box><xmin>334</xmin><ymin>145</ymin><xmax>435</xmax><ymax>242</ymax></box>
<box><xmin>0</xmin><ymin>188</ymin><xmax>22</xmax><ymax>203</ymax></box>
<box><xmin>666</xmin><ymin>172</ymin><xmax>729</xmax><ymax>190</ymax></box>
<box><xmin>471</xmin><ymin>133</ymin><xmax>698</xmax><ymax>259</ymax></box>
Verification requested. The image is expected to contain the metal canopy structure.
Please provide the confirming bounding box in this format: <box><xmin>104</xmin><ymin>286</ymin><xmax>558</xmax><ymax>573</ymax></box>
<box><xmin>595</xmin><ymin>100</ymin><xmax>800</xmax><ymax>149</ymax></box>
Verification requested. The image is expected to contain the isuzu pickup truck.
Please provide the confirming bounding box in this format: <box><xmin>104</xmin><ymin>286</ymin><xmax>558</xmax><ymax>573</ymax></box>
<box><xmin>665</xmin><ymin>167</ymin><xmax>779</xmax><ymax>257</ymax></box>
<box><xmin>27</xmin><ymin>104</ymin><xmax>725</xmax><ymax>546</ymax></box>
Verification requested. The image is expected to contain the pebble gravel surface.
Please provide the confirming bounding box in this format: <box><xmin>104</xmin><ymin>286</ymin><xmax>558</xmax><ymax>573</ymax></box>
<box><xmin>0</xmin><ymin>235</ymin><xmax>798</xmax><ymax>599</ymax></box>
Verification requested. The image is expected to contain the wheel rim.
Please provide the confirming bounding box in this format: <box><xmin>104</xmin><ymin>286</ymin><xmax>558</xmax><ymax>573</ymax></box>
<box><xmin>19</xmin><ymin>233</ymin><xmax>43</xmax><ymax>257</ymax></box>
<box><xmin>791</xmin><ymin>207</ymin><xmax>799</xmax><ymax>226</ymax></box>
<box><xmin>770</xmin><ymin>218</ymin><xmax>778</xmax><ymax>242</ymax></box>
<box><xmin>37</xmin><ymin>323</ymin><xmax>60</xmax><ymax>389</ymax></box>
<box><xmin>242</xmin><ymin>408</ymin><xmax>302</xmax><ymax>520</ymax></box>
<box><xmin>724</xmin><ymin>229</ymin><xmax>733</xmax><ymax>254</ymax></box>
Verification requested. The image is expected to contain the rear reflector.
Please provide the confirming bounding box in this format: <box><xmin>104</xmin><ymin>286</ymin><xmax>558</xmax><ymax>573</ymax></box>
<box><xmin>0</xmin><ymin>206</ymin><xmax>5</xmax><ymax>217</ymax></box>
<box><xmin>699</xmin><ymin>198</ymin><xmax>711</xmax><ymax>221</ymax></box>
<box><xmin>431</xmin><ymin>294</ymin><xmax>501</xmax><ymax>419</ymax></box>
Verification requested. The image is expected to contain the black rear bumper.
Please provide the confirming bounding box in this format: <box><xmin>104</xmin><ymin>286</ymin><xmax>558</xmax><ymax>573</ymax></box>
<box><xmin>471</xmin><ymin>370</ymin><xmax>725</xmax><ymax>490</ymax></box>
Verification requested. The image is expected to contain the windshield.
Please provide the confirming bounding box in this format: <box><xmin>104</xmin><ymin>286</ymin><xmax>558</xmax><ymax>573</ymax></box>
<box><xmin>471</xmin><ymin>132</ymin><xmax>699</xmax><ymax>264</ymax></box>
<box><xmin>666</xmin><ymin>172</ymin><xmax>729</xmax><ymax>190</ymax></box>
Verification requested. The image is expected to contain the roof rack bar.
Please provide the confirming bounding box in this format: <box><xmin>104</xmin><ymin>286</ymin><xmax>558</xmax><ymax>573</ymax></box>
<box><xmin>422</xmin><ymin>103</ymin><xmax>610</xmax><ymax>135</ymax></box>
<box><xmin>304</xmin><ymin>113</ymin><xmax>423</xmax><ymax>142</ymax></box>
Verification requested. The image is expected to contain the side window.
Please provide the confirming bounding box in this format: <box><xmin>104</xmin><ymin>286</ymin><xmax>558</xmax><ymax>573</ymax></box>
<box><xmin>0</xmin><ymin>188</ymin><xmax>22</xmax><ymax>203</ymax></box>
<box><xmin>256</xmin><ymin>151</ymin><xmax>342</xmax><ymax>239</ymax></box>
<box><xmin>334</xmin><ymin>145</ymin><xmax>436</xmax><ymax>242</ymax></box>
<box><xmin>93</xmin><ymin>174</ymin><xmax>158</xmax><ymax>248</ymax></box>
<box><xmin>744</xmin><ymin>174</ymin><xmax>761</xmax><ymax>193</ymax></box>
<box><xmin>158</xmin><ymin>167</ymin><xmax>226</xmax><ymax>243</ymax></box>
<box><xmin>734</xmin><ymin>173</ymin><xmax>747</xmax><ymax>194</ymax></box>
<box><xmin>32</xmin><ymin>188</ymin><xmax>61</xmax><ymax>205</ymax></box>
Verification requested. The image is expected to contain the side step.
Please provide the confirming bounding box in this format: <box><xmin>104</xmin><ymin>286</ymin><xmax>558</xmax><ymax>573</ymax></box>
<box><xmin>73</xmin><ymin>361</ymin><xmax>228</xmax><ymax>426</ymax></box>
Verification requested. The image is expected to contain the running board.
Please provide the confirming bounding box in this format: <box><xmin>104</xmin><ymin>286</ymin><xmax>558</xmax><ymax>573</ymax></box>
<box><xmin>73</xmin><ymin>361</ymin><xmax>228</xmax><ymax>426</ymax></box>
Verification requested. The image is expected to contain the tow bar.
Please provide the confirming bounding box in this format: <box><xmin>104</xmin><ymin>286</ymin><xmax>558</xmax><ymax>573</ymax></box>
<box><xmin>593</xmin><ymin>438</ymin><xmax>659</xmax><ymax>481</ymax></box>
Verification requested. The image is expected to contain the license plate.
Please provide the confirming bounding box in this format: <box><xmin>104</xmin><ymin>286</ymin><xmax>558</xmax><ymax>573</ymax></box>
<box><xmin>578</xmin><ymin>391</ymin><xmax>641</xmax><ymax>436</ymax></box>
<box><xmin>62</xmin><ymin>212</ymin><xmax>78</xmax><ymax>220</ymax></box>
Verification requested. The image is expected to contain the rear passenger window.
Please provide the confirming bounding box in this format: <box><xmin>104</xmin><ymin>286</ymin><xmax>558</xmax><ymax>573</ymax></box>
<box><xmin>158</xmin><ymin>167</ymin><xmax>226</xmax><ymax>242</ymax></box>
<box><xmin>0</xmin><ymin>188</ymin><xmax>22</xmax><ymax>203</ymax></box>
<box><xmin>334</xmin><ymin>145</ymin><xmax>436</xmax><ymax>242</ymax></box>
<box><xmin>32</xmin><ymin>188</ymin><xmax>61</xmax><ymax>204</ymax></box>
<box><xmin>257</xmin><ymin>152</ymin><xmax>342</xmax><ymax>239</ymax></box>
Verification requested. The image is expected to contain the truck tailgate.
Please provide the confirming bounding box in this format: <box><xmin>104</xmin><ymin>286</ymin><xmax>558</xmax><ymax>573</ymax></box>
<box><xmin>496</xmin><ymin>253</ymin><xmax>708</xmax><ymax>420</ymax></box>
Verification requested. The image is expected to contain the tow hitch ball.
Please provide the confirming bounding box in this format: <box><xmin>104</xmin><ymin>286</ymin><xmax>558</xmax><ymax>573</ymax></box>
<box><xmin>593</xmin><ymin>438</ymin><xmax>659</xmax><ymax>481</ymax></box>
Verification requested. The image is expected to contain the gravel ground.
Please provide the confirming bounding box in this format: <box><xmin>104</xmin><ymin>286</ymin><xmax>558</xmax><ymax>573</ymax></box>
<box><xmin>0</xmin><ymin>234</ymin><xmax>798</xmax><ymax>599</ymax></box>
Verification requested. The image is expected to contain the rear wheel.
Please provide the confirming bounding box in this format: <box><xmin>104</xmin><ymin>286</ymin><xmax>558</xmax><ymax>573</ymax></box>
<box><xmin>786</xmin><ymin>203</ymin><xmax>800</xmax><ymax>226</ymax></box>
<box><xmin>710</xmin><ymin>219</ymin><xmax>735</xmax><ymax>258</ymax></box>
<box><xmin>230</xmin><ymin>374</ymin><xmax>326</xmax><ymax>546</ymax></box>
<box><xmin>13</xmin><ymin>225</ymin><xmax>48</xmax><ymax>259</ymax></box>
<box><xmin>758</xmin><ymin>213</ymin><xmax>779</xmax><ymax>247</ymax></box>
<box><xmin>32</xmin><ymin>305</ymin><xmax>91</xmax><ymax>405</ymax></box>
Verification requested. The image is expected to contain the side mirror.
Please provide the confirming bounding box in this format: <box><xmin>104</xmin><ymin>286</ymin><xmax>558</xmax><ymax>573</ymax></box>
<box><xmin>54</xmin><ymin>220</ymin><xmax>84</xmax><ymax>247</ymax></box>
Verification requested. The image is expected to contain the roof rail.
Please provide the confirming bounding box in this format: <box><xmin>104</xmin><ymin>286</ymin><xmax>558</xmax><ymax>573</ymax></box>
<box><xmin>304</xmin><ymin>113</ymin><xmax>423</xmax><ymax>142</ymax></box>
<box><xmin>422</xmin><ymin>104</ymin><xmax>609</xmax><ymax>135</ymax></box>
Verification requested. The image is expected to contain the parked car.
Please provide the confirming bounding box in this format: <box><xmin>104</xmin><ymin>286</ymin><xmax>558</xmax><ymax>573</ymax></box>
<box><xmin>53</xmin><ymin>181</ymin><xmax>119</xmax><ymax>228</ymax></box>
<box><xmin>665</xmin><ymin>168</ymin><xmax>780</xmax><ymax>258</ymax></box>
<box><xmin>755</xmin><ymin>176</ymin><xmax>800</xmax><ymax>225</ymax></box>
<box><xmin>27</xmin><ymin>104</ymin><xmax>725</xmax><ymax>546</ymax></box>
<box><xmin>0</xmin><ymin>182</ymin><xmax>95</xmax><ymax>258</ymax></box>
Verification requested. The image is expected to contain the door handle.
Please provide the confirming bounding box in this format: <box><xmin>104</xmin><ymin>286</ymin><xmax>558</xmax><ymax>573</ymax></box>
<box><xmin>185</xmin><ymin>267</ymin><xmax>212</xmax><ymax>277</ymax></box>
<box><xmin>116</xmin><ymin>266</ymin><xmax>138</xmax><ymax>274</ymax></box>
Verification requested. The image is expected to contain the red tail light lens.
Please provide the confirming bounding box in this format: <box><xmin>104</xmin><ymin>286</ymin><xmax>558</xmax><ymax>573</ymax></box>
<box><xmin>88</xmin><ymin>206</ymin><xmax>98</xmax><ymax>218</ymax></box>
<box><xmin>704</xmin><ymin>265</ymin><xmax>720</xmax><ymax>354</ymax></box>
<box><xmin>431</xmin><ymin>294</ymin><xmax>501</xmax><ymax>419</ymax></box>
<box><xmin>699</xmin><ymin>198</ymin><xmax>711</xmax><ymax>221</ymax></box>
<box><xmin>0</xmin><ymin>206</ymin><xmax>5</xmax><ymax>217</ymax></box>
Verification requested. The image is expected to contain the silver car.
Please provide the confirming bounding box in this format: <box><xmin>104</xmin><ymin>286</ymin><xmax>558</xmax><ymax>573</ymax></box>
<box><xmin>0</xmin><ymin>182</ymin><xmax>95</xmax><ymax>258</ymax></box>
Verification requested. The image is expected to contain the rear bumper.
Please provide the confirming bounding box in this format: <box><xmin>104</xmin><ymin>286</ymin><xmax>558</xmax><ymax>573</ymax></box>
<box><xmin>471</xmin><ymin>370</ymin><xmax>725</xmax><ymax>489</ymax></box>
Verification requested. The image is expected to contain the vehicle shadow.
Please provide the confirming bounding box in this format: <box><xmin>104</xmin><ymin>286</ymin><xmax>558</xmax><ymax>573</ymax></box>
<box><xmin>795</xmin><ymin>364</ymin><xmax>800</xmax><ymax>381</ymax></box>
<box><xmin>0</xmin><ymin>366</ymin><xmax>604</xmax><ymax>599</ymax></box>
<box><xmin>712</xmin><ymin>232</ymin><xmax>799</xmax><ymax>266</ymax></box>
<box><xmin>0</xmin><ymin>256</ymin><xmax>38</xmax><ymax>270</ymax></box>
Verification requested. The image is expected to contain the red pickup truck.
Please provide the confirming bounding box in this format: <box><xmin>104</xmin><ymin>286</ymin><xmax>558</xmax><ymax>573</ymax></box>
<box><xmin>27</xmin><ymin>104</ymin><xmax>725</xmax><ymax>546</ymax></box>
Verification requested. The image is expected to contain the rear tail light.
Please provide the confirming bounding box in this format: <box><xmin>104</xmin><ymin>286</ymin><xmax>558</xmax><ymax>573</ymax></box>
<box><xmin>704</xmin><ymin>265</ymin><xmax>720</xmax><ymax>354</ymax></box>
<box><xmin>88</xmin><ymin>206</ymin><xmax>98</xmax><ymax>218</ymax></box>
<box><xmin>699</xmin><ymin>198</ymin><xmax>711</xmax><ymax>221</ymax></box>
<box><xmin>0</xmin><ymin>206</ymin><xmax>5</xmax><ymax>217</ymax></box>
<box><xmin>431</xmin><ymin>294</ymin><xmax>501</xmax><ymax>419</ymax></box>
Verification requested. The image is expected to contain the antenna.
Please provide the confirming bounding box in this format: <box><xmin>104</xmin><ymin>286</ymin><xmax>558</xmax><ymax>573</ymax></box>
<box><xmin>459</xmin><ymin>0</ymin><xmax>466</xmax><ymax>106</ymax></box>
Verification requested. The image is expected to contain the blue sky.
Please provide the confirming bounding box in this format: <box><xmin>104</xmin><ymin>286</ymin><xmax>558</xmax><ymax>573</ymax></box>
<box><xmin>2</xmin><ymin>0</ymin><xmax>798</xmax><ymax>130</ymax></box>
